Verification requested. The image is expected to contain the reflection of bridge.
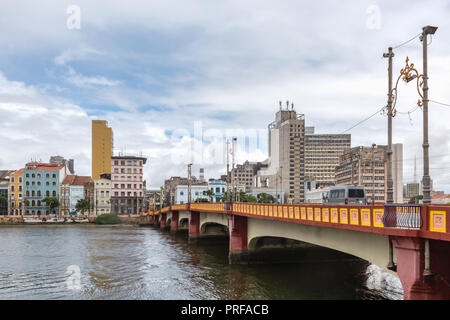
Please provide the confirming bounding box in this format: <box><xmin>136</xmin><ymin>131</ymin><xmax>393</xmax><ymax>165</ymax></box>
<box><xmin>140</xmin><ymin>202</ymin><xmax>450</xmax><ymax>300</ymax></box>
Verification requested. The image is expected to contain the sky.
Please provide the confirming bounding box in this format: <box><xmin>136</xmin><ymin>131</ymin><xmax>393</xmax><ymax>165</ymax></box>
<box><xmin>1</xmin><ymin>0</ymin><xmax>450</xmax><ymax>192</ymax></box>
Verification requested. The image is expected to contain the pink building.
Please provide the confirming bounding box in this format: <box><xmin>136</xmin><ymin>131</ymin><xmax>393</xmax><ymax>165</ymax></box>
<box><xmin>110</xmin><ymin>155</ymin><xmax>147</xmax><ymax>214</ymax></box>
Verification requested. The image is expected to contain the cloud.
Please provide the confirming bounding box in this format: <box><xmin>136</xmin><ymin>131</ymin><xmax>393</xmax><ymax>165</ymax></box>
<box><xmin>1</xmin><ymin>0</ymin><xmax>450</xmax><ymax>192</ymax></box>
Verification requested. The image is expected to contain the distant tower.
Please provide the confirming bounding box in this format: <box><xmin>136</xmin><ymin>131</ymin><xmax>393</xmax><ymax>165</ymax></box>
<box><xmin>199</xmin><ymin>168</ymin><xmax>205</xmax><ymax>182</ymax></box>
<box><xmin>92</xmin><ymin>120</ymin><xmax>113</xmax><ymax>180</ymax></box>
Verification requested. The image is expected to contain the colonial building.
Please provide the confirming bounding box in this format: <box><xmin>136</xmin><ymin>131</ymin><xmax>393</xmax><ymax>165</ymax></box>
<box><xmin>22</xmin><ymin>162</ymin><xmax>68</xmax><ymax>215</ymax></box>
<box><xmin>207</xmin><ymin>179</ymin><xmax>226</xmax><ymax>202</ymax></box>
<box><xmin>60</xmin><ymin>175</ymin><xmax>92</xmax><ymax>215</ymax></box>
<box><xmin>174</xmin><ymin>185</ymin><xmax>209</xmax><ymax>204</ymax></box>
<box><xmin>94</xmin><ymin>174</ymin><xmax>111</xmax><ymax>215</ymax></box>
<box><xmin>110</xmin><ymin>155</ymin><xmax>147</xmax><ymax>214</ymax></box>
<box><xmin>8</xmin><ymin>169</ymin><xmax>23</xmax><ymax>215</ymax></box>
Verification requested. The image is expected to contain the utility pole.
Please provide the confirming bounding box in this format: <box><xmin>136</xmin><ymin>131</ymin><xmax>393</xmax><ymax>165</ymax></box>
<box><xmin>372</xmin><ymin>144</ymin><xmax>376</xmax><ymax>204</ymax></box>
<box><xmin>232</xmin><ymin>137</ymin><xmax>237</xmax><ymax>202</ymax></box>
<box><xmin>187</xmin><ymin>163</ymin><xmax>192</xmax><ymax>204</ymax></box>
<box><xmin>421</xmin><ymin>25</ymin><xmax>438</xmax><ymax>278</ymax></box>
<box><xmin>421</xmin><ymin>25</ymin><xmax>437</xmax><ymax>205</ymax></box>
<box><xmin>226</xmin><ymin>140</ymin><xmax>231</xmax><ymax>202</ymax></box>
<box><xmin>383</xmin><ymin>47</ymin><xmax>395</xmax><ymax>204</ymax></box>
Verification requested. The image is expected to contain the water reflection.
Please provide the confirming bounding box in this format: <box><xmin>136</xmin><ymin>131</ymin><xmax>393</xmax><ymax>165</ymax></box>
<box><xmin>0</xmin><ymin>225</ymin><xmax>401</xmax><ymax>300</ymax></box>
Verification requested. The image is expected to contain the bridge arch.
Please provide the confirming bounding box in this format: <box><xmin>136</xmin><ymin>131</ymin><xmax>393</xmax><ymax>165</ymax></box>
<box><xmin>247</xmin><ymin>218</ymin><xmax>392</xmax><ymax>270</ymax></box>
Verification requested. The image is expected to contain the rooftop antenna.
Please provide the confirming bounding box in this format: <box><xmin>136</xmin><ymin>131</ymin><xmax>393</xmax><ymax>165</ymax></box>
<box><xmin>286</xmin><ymin>100</ymin><xmax>289</xmax><ymax>110</ymax></box>
<box><xmin>279</xmin><ymin>100</ymin><xmax>282</xmax><ymax>110</ymax></box>
<box><xmin>291</xmin><ymin>102</ymin><xmax>294</xmax><ymax>110</ymax></box>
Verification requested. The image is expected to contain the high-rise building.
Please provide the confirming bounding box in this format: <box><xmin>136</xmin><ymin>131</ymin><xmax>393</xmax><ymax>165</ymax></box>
<box><xmin>258</xmin><ymin>104</ymin><xmax>306</xmax><ymax>203</ymax></box>
<box><xmin>92</xmin><ymin>120</ymin><xmax>113</xmax><ymax>180</ymax></box>
<box><xmin>231</xmin><ymin>161</ymin><xmax>267</xmax><ymax>192</ymax></box>
<box><xmin>50</xmin><ymin>156</ymin><xmax>75</xmax><ymax>174</ymax></box>
<box><xmin>335</xmin><ymin>144</ymin><xmax>403</xmax><ymax>203</ymax></box>
<box><xmin>304</xmin><ymin>127</ymin><xmax>351</xmax><ymax>188</ymax></box>
<box><xmin>110</xmin><ymin>155</ymin><xmax>147</xmax><ymax>214</ymax></box>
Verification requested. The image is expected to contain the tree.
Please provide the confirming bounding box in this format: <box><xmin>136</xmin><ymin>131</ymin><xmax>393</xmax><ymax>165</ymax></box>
<box><xmin>194</xmin><ymin>198</ymin><xmax>209</xmax><ymax>203</ymax></box>
<box><xmin>205</xmin><ymin>189</ymin><xmax>215</xmax><ymax>202</ymax></box>
<box><xmin>75</xmin><ymin>199</ymin><xmax>91</xmax><ymax>215</ymax></box>
<box><xmin>257</xmin><ymin>192</ymin><xmax>275</xmax><ymax>203</ymax></box>
<box><xmin>42</xmin><ymin>197</ymin><xmax>59</xmax><ymax>215</ymax></box>
<box><xmin>409</xmin><ymin>195</ymin><xmax>423</xmax><ymax>204</ymax></box>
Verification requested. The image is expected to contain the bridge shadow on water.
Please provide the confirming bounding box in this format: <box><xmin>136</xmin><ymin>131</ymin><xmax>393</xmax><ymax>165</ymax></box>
<box><xmin>152</xmin><ymin>226</ymin><xmax>400</xmax><ymax>300</ymax></box>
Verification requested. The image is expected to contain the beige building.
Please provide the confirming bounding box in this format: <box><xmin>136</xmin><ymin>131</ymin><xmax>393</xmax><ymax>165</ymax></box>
<box><xmin>335</xmin><ymin>144</ymin><xmax>403</xmax><ymax>203</ymax></box>
<box><xmin>231</xmin><ymin>161</ymin><xmax>267</xmax><ymax>192</ymax></box>
<box><xmin>257</xmin><ymin>104</ymin><xmax>306</xmax><ymax>203</ymax></box>
<box><xmin>94</xmin><ymin>174</ymin><xmax>111</xmax><ymax>215</ymax></box>
<box><xmin>92</xmin><ymin>120</ymin><xmax>113</xmax><ymax>180</ymax></box>
<box><xmin>304</xmin><ymin>127</ymin><xmax>351</xmax><ymax>188</ymax></box>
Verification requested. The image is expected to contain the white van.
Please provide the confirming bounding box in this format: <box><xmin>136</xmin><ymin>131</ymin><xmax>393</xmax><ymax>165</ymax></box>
<box><xmin>323</xmin><ymin>186</ymin><xmax>367</xmax><ymax>205</ymax></box>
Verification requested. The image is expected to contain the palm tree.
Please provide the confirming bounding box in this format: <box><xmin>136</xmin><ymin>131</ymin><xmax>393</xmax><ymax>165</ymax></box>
<box><xmin>205</xmin><ymin>189</ymin><xmax>215</xmax><ymax>202</ymax></box>
<box><xmin>42</xmin><ymin>197</ymin><xmax>59</xmax><ymax>216</ymax></box>
<box><xmin>75</xmin><ymin>199</ymin><xmax>91</xmax><ymax>216</ymax></box>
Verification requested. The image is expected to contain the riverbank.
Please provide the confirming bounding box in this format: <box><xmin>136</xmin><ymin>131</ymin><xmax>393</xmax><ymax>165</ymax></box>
<box><xmin>0</xmin><ymin>215</ymin><xmax>141</xmax><ymax>225</ymax></box>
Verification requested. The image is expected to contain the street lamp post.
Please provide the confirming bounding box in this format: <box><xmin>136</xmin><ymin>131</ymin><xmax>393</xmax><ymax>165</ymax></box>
<box><xmin>383</xmin><ymin>47</ymin><xmax>395</xmax><ymax>204</ymax></box>
<box><xmin>421</xmin><ymin>25</ymin><xmax>437</xmax><ymax>205</ymax></box>
<box><xmin>371</xmin><ymin>143</ymin><xmax>376</xmax><ymax>204</ymax></box>
<box><xmin>187</xmin><ymin>163</ymin><xmax>192</xmax><ymax>204</ymax></box>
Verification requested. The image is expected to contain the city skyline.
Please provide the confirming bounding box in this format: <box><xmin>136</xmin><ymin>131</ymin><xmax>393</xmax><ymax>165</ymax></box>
<box><xmin>1</xmin><ymin>1</ymin><xmax>450</xmax><ymax>192</ymax></box>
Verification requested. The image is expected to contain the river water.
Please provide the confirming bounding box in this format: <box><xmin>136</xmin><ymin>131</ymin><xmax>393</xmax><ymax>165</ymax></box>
<box><xmin>0</xmin><ymin>224</ymin><xmax>403</xmax><ymax>300</ymax></box>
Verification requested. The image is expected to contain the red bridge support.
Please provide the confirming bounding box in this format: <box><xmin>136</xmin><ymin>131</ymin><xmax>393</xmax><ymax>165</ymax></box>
<box><xmin>160</xmin><ymin>213</ymin><xmax>167</xmax><ymax>230</ymax></box>
<box><xmin>393</xmin><ymin>237</ymin><xmax>450</xmax><ymax>300</ymax></box>
<box><xmin>189</xmin><ymin>211</ymin><xmax>200</xmax><ymax>241</ymax></box>
<box><xmin>228</xmin><ymin>214</ymin><xmax>248</xmax><ymax>264</ymax></box>
<box><xmin>170</xmin><ymin>211</ymin><xmax>179</xmax><ymax>233</ymax></box>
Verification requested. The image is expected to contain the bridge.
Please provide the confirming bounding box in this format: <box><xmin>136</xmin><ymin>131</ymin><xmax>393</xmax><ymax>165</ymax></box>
<box><xmin>140</xmin><ymin>202</ymin><xmax>450</xmax><ymax>300</ymax></box>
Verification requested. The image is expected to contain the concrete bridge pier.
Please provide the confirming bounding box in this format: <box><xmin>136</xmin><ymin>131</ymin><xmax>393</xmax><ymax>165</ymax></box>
<box><xmin>160</xmin><ymin>213</ymin><xmax>168</xmax><ymax>230</ymax></box>
<box><xmin>393</xmin><ymin>237</ymin><xmax>450</xmax><ymax>300</ymax></box>
<box><xmin>189</xmin><ymin>211</ymin><xmax>200</xmax><ymax>242</ymax></box>
<box><xmin>228</xmin><ymin>214</ymin><xmax>249</xmax><ymax>264</ymax></box>
<box><xmin>170</xmin><ymin>211</ymin><xmax>179</xmax><ymax>233</ymax></box>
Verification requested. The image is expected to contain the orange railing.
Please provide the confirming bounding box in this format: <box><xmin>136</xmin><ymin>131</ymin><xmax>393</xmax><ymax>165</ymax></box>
<box><xmin>149</xmin><ymin>202</ymin><xmax>449</xmax><ymax>240</ymax></box>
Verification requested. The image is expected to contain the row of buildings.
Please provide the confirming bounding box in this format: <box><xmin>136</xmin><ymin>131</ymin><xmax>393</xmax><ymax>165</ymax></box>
<box><xmin>0</xmin><ymin>120</ymin><xmax>148</xmax><ymax>216</ymax></box>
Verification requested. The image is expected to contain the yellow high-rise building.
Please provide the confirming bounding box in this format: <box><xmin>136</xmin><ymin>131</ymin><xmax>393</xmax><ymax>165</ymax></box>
<box><xmin>92</xmin><ymin>120</ymin><xmax>113</xmax><ymax>180</ymax></box>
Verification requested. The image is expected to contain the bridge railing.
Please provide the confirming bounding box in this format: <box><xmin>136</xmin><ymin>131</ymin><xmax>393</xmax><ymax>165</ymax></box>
<box><xmin>382</xmin><ymin>204</ymin><xmax>422</xmax><ymax>229</ymax></box>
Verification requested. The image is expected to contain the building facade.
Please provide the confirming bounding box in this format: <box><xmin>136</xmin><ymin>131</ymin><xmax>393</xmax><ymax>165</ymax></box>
<box><xmin>174</xmin><ymin>185</ymin><xmax>209</xmax><ymax>204</ymax></box>
<box><xmin>334</xmin><ymin>144</ymin><xmax>405</xmax><ymax>204</ymax></box>
<box><xmin>92</xmin><ymin>120</ymin><xmax>113</xmax><ymax>180</ymax></box>
<box><xmin>8</xmin><ymin>169</ymin><xmax>23</xmax><ymax>215</ymax></box>
<box><xmin>304</xmin><ymin>127</ymin><xmax>351</xmax><ymax>188</ymax></box>
<box><xmin>257</xmin><ymin>106</ymin><xmax>306</xmax><ymax>203</ymax></box>
<box><xmin>0</xmin><ymin>170</ymin><xmax>13</xmax><ymax>215</ymax></box>
<box><xmin>110</xmin><ymin>155</ymin><xmax>147</xmax><ymax>214</ymax></box>
<box><xmin>231</xmin><ymin>161</ymin><xmax>267</xmax><ymax>192</ymax></box>
<box><xmin>23</xmin><ymin>162</ymin><xmax>66</xmax><ymax>215</ymax></box>
<box><xmin>94</xmin><ymin>174</ymin><xmax>111</xmax><ymax>215</ymax></box>
<box><xmin>50</xmin><ymin>156</ymin><xmax>74</xmax><ymax>174</ymax></box>
<box><xmin>207</xmin><ymin>179</ymin><xmax>226</xmax><ymax>202</ymax></box>
<box><xmin>60</xmin><ymin>175</ymin><xmax>92</xmax><ymax>215</ymax></box>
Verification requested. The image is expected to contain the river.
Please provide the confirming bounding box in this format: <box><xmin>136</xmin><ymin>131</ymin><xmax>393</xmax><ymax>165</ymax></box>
<box><xmin>0</xmin><ymin>224</ymin><xmax>403</xmax><ymax>300</ymax></box>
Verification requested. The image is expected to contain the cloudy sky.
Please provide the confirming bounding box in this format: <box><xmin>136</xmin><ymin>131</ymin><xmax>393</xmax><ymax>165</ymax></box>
<box><xmin>1</xmin><ymin>0</ymin><xmax>450</xmax><ymax>192</ymax></box>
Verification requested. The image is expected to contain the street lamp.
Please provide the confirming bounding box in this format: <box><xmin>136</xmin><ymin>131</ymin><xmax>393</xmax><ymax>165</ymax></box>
<box><xmin>187</xmin><ymin>163</ymin><xmax>192</xmax><ymax>204</ymax></box>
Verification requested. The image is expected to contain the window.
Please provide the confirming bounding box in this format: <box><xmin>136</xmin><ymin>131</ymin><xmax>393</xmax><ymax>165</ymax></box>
<box><xmin>180</xmin><ymin>191</ymin><xmax>184</xmax><ymax>196</ymax></box>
